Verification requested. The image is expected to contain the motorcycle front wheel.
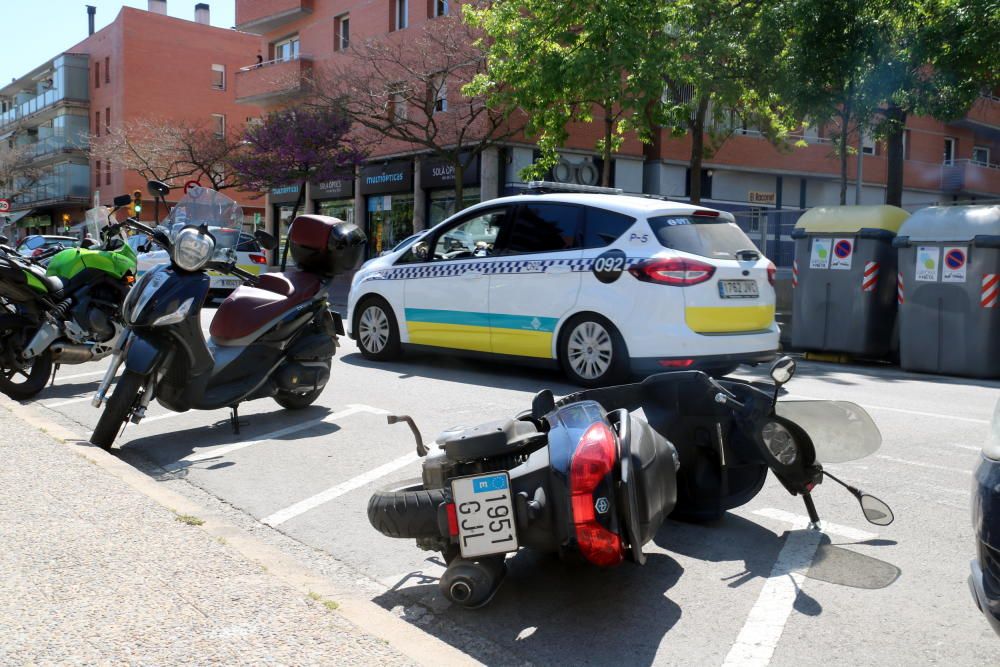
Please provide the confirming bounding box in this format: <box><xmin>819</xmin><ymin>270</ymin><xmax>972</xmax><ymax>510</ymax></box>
<box><xmin>90</xmin><ymin>370</ymin><xmax>144</xmax><ymax>450</ymax></box>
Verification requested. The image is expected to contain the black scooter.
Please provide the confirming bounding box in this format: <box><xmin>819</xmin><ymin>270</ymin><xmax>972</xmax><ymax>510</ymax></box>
<box><xmin>369</xmin><ymin>357</ymin><xmax>894</xmax><ymax>608</ymax></box>
<box><xmin>89</xmin><ymin>182</ymin><xmax>366</xmax><ymax>449</ymax></box>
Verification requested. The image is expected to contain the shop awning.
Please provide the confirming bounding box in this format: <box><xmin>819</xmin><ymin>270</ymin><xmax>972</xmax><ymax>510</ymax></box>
<box><xmin>4</xmin><ymin>209</ymin><xmax>34</xmax><ymax>226</ymax></box>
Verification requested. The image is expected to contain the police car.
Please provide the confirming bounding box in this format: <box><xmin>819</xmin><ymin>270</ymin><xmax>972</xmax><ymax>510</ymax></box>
<box><xmin>347</xmin><ymin>183</ymin><xmax>779</xmax><ymax>386</ymax></box>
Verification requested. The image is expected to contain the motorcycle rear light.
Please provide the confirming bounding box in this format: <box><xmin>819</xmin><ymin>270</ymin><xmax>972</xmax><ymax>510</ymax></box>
<box><xmin>570</xmin><ymin>422</ymin><xmax>624</xmax><ymax>567</ymax></box>
<box><xmin>445</xmin><ymin>502</ymin><xmax>459</xmax><ymax>537</ymax></box>
<box><xmin>767</xmin><ymin>261</ymin><xmax>776</xmax><ymax>286</ymax></box>
<box><xmin>658</xmin><ymin>359</ymin><xmax>694</xmax><ymax>368</ymax></box>
<box><xmin>249</xmin><ymin>254</ymin><xmax>267</xmax><ymax>264</ymax></box>
<box><xmin>628</xmin><ymin>258</ymin><xmax>716</xmax><ymax>286</ymax></box>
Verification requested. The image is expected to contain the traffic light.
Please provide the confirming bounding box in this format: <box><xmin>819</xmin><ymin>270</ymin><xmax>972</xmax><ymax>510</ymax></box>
<box><xmin>61</xmin><ymin>213</ymin><xmax>71</xmax><ymax>232</ymax></box>
<box><xmin>132</xmin><ymin>190</ymin><xmax>143</xmax><ymax>218</ymax></box>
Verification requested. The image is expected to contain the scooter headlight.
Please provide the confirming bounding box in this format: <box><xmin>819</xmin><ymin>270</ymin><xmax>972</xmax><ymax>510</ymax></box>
<box><xmin>761</xmin><ymin>421</ymin><xmax>798</xmax><ymax>465</ymax></box>
<box><xmin>173</xmin><ymin>227</ymin><xmax>215</xmax><ymax>272</ymax></box>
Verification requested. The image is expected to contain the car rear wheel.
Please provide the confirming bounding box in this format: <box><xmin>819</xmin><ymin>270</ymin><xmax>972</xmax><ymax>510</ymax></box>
<box><xmin>354</xmin><ymin>296</ymin><xmax>401</xmax><ymax>361</ymax></box>
<box><xmin>558</xmin><ymin>314</ymin><xmax>630</xmax><ymax>388</ymax></box>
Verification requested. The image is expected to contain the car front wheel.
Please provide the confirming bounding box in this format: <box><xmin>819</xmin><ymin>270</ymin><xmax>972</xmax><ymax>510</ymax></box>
<box><xmin>558</xmin><ymin>314</ymin><xmax>630</xmax><ymax>387</ymax></box>
<box><xmin>354</xmin><ymin>297</ymin><xmax>401</xmax><ymax>361</ymax></box>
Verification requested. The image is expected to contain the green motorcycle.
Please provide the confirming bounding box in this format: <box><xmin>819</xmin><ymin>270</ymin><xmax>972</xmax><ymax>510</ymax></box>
<box><xmin>0</xmin><ymin>194</ymin><xmax>138</xmax><ymax>399</ymax></box>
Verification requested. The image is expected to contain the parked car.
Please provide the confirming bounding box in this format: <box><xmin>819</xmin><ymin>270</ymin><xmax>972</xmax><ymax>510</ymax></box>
<box><xmin>347</xmin><ymin>184</ymin><xmax>779</xmax><ymax>386</ymax></box>
<box><xmin>971</xmin><ymin>397</ymin><xmax>1000</xmax><ymax>636</ymax></box>
<box><xmin>16</xmin><ymin>235</ymin><xmax>80</xmax><ymax>258</ymax></box>
<box><xmin>128</xmin><ymin>228</ymin><xmax>268</xmax><ymax>292</ymax></box>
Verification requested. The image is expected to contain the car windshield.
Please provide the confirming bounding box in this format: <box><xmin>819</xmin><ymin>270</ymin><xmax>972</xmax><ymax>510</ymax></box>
<box><xmin>648</xmin><ymin>215</ymin><xmax>757</xmax><ymax>260</ymax></box>
<box><xmin>157</xmin><ymin>187</ymin><xmax>244</xmax><ymax>257</ymax></box>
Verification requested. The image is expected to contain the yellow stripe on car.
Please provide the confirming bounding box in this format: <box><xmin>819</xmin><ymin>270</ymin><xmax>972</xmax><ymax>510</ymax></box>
<box><xmin>685</xmin><ymin>305</ymin><xmax>776</xmax><ymax>333</ymax></box>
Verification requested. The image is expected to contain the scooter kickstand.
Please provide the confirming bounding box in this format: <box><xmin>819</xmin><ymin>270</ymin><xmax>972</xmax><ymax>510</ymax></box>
<box><xmin>229</xmin><ymin>405</ymin><xmax>246</xmax><ymax>435</ymax></box>
<box><xmin>50</xmin><ymin>363</ymin><xmax>60</xmax><ymax>386</ymax></box>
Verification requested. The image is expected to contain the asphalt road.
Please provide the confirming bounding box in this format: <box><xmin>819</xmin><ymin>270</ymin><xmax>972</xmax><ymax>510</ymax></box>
<box><xmin>21</xmin><ymin>308</ymin><xmax>1000</xmax><ymax>666</ymax></box>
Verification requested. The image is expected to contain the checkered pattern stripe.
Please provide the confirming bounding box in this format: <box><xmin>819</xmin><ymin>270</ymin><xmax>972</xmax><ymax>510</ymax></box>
<box><xmin>360</xmin><ymin>256</ymin><xmax>645</xmax><ymax>283</ymax></box>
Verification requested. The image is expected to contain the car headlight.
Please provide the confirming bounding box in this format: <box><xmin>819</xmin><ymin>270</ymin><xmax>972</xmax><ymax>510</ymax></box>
<box><xmin>761</xmin><ymin>421</ymin><xmax>798</xmax><ymax>465</ymax></box>
<box><xmin>173</xmin><ymin>228</ymin><xmax>215</xmax><ymax>272</ymax></box>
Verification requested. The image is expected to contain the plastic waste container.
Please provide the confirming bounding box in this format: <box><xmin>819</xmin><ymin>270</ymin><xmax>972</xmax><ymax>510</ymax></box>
<box><xmin>894</xmin><ymin>204</ymin><xmax>1000</xmax><ymax>378</ymax></box>
<box><xmin>791</xmin><ymin>205</ymin><xmax>910</xmax><ymax>357</ymax></box>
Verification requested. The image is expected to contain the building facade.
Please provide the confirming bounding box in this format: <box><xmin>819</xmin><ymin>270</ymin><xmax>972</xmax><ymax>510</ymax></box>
<box><xmin>0</xmin><ymin>3</ymin><xmax>264</xmax><ymax>239</ymax></box>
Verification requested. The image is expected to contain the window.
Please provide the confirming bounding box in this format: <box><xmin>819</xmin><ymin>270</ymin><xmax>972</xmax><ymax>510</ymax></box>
<box><xmin>334</xmin><ymin>14</ymin><xmax>350</xmax><ymax>51</ymax></box>
<box><xmin>433</xmin><ymin>0</ymin><xmax>449</xmax><ymax>17</ymax></box>
<box><xmin>430</xmin><ymin>209</ymin><xmax>507</xmax><ymax>260</ymax></box>
<box><xmin>943</xmin><ymin>137</ymin><xmax>956</xmax><ymax>165</ymax></box>
<box><xmin>430</xmin><ymin>74</ymin><xmax>447</xmax><ymax>113</ymax></box>
<box><xmin>211</xmin><ymin>64</ymin><xmax>225</xmax><ymax>90</ymax></box>
<box><xmin>273</xmin><ymin>36</ymin><xmax>300</xmax><ymax>62</ymax></box>
<box><xmin>211</xmin><ymin>114</ymin><xmax>225</xmax><ymax>138</ymax></box>
<box><xmin>95</xmin><ymin>111</ymin><xmax>101</xmax><ymax>136</ymax></box>
<box><xmin>105</xmin><ymin>160</ymin><xmax>111</xmax><ymax>186</ymax></box>
<box><xmin>104</xmin><ymin>57</ymin><xmax>110</xmax><ymax>83</ymax></box>
<box><xmin>861</xmin><ymin>129</ymin><xmax>876</xmax><ymax>155</ymax></box>
<box><xmin>105</xmin><ymin>107</ymin><xmax>110</xmax><ymax>133</ymax></box>
<box><xmin>648</xmin><ymin>215</ymin><xmax>756</xmax><ymax>261</ymax></box>
<box><xmin>94</xmin><ymin>61</ymin><xmax>100</xmax><ymax>88</ymax></box>
<box><xmin>973</xmin><ymin>146</ymin><xmax>991</xmax><ymax>166</ymax></box>
<box><xmin>393</xmin><ymin>0</ymin><xmax>408</xmax><ymax>30</ymax></box>
<box><xmin>583</xmin><ymin>208</ymin><xmax>635</xmax><ymax>248</ymax></box>
<box><xmin>387</xmin><ymin>83</ymin><xmax>408</xmax><ymax>122</ymax></box>
<box><xmin>95</xmin><ymin>160</ymin><xmax>101</xmax><ymax>188</ymax></box>
<box><xmin>502</xmin><ymin>204</ymin><xmax>582</xmax><ymax>255</ymax></box>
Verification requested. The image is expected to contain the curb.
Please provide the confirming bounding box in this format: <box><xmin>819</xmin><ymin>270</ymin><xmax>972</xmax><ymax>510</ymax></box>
<box><xmin>1</xmin><ymin>396</ymin><xmax>478</xmax><ymax>667</ymax></box>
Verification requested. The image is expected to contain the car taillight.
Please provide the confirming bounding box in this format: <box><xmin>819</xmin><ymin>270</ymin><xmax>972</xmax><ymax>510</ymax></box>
<box><xmin>249</xmin><ymin>254</ymin><xmax>267</xmax><ymax>264</ymax></box>
<box><xmin>32</xmin><ymin>248</ymin><xmax>43</xmax><ymax>257</ymax></box>
<box><xmin>570</xmin><ymin>422</ymin><xmax>623</xmax><ymax>567</ymax></box>
<box><xmin>628</xmin><ymin>258</ymin><xmax>716</xmax><ymax>286</ymax></box>
<box><xmin>767</xmin><ymin>261</ymin><xmax>776</xmax><ymax>286</ymax></box>
<box><xmin>658</xmin><ymin>359</ymin><xmax>694</xmax><ymax>368</ymax></box>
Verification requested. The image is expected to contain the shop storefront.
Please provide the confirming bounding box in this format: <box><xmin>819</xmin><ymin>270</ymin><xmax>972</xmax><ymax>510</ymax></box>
<box><xmin>360</xmin><ymin>161</ymin><xmax>413</xmax><ymax>258</ymax></box>
<box><xmin>313</xmin><ymin>177</ymin><xmax>355</xmax><ymax>224</ymax></box>
<box><xmin>423</xmin><ymin>153</ymin><xmax>481</xmax><ymax>228</ymax></box>
<box><xmin>269</xmin><ymin>184</ymin><xmax>302</xmax><ymax>263</ymax></box>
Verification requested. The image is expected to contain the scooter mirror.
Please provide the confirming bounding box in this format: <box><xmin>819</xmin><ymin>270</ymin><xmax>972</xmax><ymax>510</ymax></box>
<box><xmin>859</xmin><ymin>493</ymin><xmax>894</xmax><ymax>526</ymax></box>
<box><xmin>770</xmin><ymin>356</ymin><xmax>797</xmax><ymax>386</ymax></box>
<box><xmin>254</xmin><ymin>230</ymin><xmax>278</xmax><ymax>251</ymax></box>
<box><xmin>147</xmin><ymin>180</ymin><xmax>171</xmax><ymax>199</ymax></box>
<box><xmin>113</xmin><ymin>193</ymin><xmax>133</xmax><ymax>208</ymax></box>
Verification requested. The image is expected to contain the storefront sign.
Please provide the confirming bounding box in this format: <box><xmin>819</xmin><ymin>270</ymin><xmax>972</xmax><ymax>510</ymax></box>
<box><xmin>314</xmin><ymin>176</ymin><xmax>354</xmax><ymax>199</ymax></box>
<box><xmin>360</xmin><ymin>161</ymin><xmax>413</xmax><ymax>195</ymax></box>
<box><xmin>748</xmin><ymin>191</ymin><xmax>776</xmax><ymax>205</ymax></box>
<box><xmin>421</xmin><ymin>154</ymin><xmax>481</xmax><ymax>189</ymax></box>
<box><xmin>269</xmin><ymin>184</ymin><xmax>302</xmax><ymax>204</ymax></box>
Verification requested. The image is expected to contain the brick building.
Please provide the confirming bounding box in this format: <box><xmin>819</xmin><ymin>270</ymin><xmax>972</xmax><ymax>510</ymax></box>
<box><xmin>0</xmin><ymin>2</ymin><xmax>263</xmax><ymax>239</ymax></box>
<box><xmin>232</xmin><ymin>0</ymin><xmax>1000</xmax><ymax>263</ymax></box>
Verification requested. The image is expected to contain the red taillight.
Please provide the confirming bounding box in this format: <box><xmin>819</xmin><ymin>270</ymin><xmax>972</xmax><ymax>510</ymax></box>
<box><xmin>628</xmin><ymin>258</ymin><xmax>716</xmax><ymax>286</ymax></box>
<box><xmin>32</xmin><ymin>248</ymin><xmax>43</xmax><ymax>257</ymax></box>
<box><xmin>692</xmin><ymin>209</ymin><xmax>720</xmax><ymax>217</ymax></box>
<box><xmin>445</xmin><ymin>502</ymin><xmax>459</xmax><ymax>536</ymax></box>
<box><xmin>658</xmin><ymin>359</ymin><xmax>694</xmax><ymax>368</ymax></box>
<box><xmin>249</xmin><ymin>254</ymin><xmax>267</xmax><ymax>264</ymax></box>
<box><xmin>570</xmin><ymin>422</ymin><xmax>623</xmax><ymax>567</ymax></box>
<box><xmin>767</xmin><ymin>261</ymin><xmax>776</xmax><ymax>286</ymax></box>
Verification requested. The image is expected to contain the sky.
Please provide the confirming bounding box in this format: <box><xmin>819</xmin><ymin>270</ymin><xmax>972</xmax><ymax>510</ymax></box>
<box><xmin>0</xmin><ymin>1</ymin><xmax>237</xmax><ymax>85</ymax></box>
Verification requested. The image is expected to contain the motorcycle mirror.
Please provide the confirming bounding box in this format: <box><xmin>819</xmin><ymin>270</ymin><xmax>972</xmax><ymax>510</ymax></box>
<box><xmin>413</xmin><ymin>240</ymin><xmax>430</xmax><ymax>262</ymax></box>
<box><xmin>147</xmin><ymin>180</ymin><xmax>171</xmax><ymax>199</ymax></box>
<box><xmin>151</xmin><ymin>229</ymin><xmax>171</xmax><ymax>248</ymax></box>
<box><xmin>859</xmin><ymin>493</ymin><xmax>894</xmax><ymax>526</ymax></box>
<box><xmin>112</xmin><ymin>193</ymin><xmax>133</xmax><ymax>208</ymax></box>
<box><xmin>254</xmin><ymin>229</ymin><xmax>278</xmax><ymax>251</ymax></box>
<box><xmin>531</xmin><ymin>389</ymin><xmax>555</xmax><ymax>421</ymax></box>
<box><xmin>770</xmin><ymin>356</ymin><xmax>797</xmax><ymax>386</ymax></box>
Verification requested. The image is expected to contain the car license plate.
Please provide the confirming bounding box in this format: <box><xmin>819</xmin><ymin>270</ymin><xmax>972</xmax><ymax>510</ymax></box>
<box><xmin>718</xmin><ymin>279</ymin><xmax>759</xmax><ymax>299</ymax></box>
<box><xmin>451</xmin><ymin>473</ymin><xmax>518</xmax><ymax>559</ymax></box>
<box><xmin>216</xmin><ymin>278</ymin><xmax>240</xmax><ymax>289</ymax></box>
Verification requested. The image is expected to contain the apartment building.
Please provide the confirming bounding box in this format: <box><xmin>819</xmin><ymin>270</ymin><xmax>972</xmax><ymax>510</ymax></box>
<box><xmin>0</xmin><ymin>2</ymin><xmax>263</xmax><ymax>238</ymax></box>
<box><xmin>233</xmin><ymin>0</ymin><xmax>1000</xmax><ymax>262</ymax></box>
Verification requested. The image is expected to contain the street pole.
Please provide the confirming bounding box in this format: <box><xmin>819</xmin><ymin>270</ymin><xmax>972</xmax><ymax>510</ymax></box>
<box><xmin>856</xmin><ymin>126</ymin><xmax>864</xmax><ymax>205</ymax></box>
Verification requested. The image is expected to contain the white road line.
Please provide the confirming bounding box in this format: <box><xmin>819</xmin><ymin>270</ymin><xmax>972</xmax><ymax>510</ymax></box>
<box><xmin>47</xmin><ymin>395</ymin><xmax>96</xmax><ymax>408</ymax></box>
<box><xmin>56</xmin><ymin>369</ymin><xmax>110</xmax><ymax>381</ymax></box>
<box><xmin>263</xmin><ymin>451</ymin><xmax>420</xmax><ymax>527</ymax></box>
<box><xmin>163</xmin><ymin>404</ymin><xmax>387</xmax><ymax>471</ymax></box>
<box><xmin>752</xmin><ymin>508</ymin><xmax>878</xmax><ymax>542</ymax></box>
<box><xmin>790</xmin><ymin>395</ymin><xmax>990</xmax><ymax>425</ymax></box>
<box><xmin>947</xmin><ymin>443</ymin><xmax>983</xmax><ymax>452</ymax></box>
<box><xmin>876</xmin><ymin>454</ymin><xmax>973</xmax><ymax>476</ymax></box>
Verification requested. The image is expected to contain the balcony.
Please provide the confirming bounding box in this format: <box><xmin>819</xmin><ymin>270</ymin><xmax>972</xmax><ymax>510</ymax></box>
<box><xmin>951</xmin><ymin>94</ymin><xmax>1000</xmax><ymax>139</ymax></box>
<box><xmin>941</xmin><ymin>159</ymin><xmax>1000</xmax><ymax>196</ymax></box>
<box><xmin>14</xmin><ymin>163</ymin><xmax>91</xmax><ymax>208</ymax></box>
<box><xmin>235</xmin><ymin>56</ymin><xmax>313</xmax><ymax>105</ymax></box>
<box><xmin>235</xmin><ymin>0</ymin><xmax>314</xmax><ymax>35</ymax></box>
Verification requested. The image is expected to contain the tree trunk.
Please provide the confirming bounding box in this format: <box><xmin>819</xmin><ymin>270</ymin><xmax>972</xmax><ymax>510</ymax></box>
<box><xmin>602</xmin><ymin>106</ymin><xmax>613</xmax><ymax>187</ymax></box>
<box><xmin>838</xmin><ymin>107</ymin><xmax>851</xmax><ymax>205</ymax></box>
<box><xmin>884</xmin><ymin>104</ymin><xmax>907</xmax><ymax>207</ymax></box>
<box><xmin>689</xmin><ymin>96</ymin><xmax>710</xmax><ymax>204</ymax></box>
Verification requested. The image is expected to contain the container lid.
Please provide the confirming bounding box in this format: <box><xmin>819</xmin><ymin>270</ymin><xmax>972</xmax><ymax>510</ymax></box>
<box><xmin>794</xmin><ymin>205</ymin><xmax>910</xmax><ymax>235</ymax></box>
<box><xmin>896</xmin><ymin>204</ymin><xmax>1000</xmax><ymax>243</ymax></box>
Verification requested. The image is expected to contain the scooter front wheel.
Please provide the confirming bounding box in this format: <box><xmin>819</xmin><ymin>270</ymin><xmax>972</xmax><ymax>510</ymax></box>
<box><xmin>90</xmin><ymin>370</ymin><xmax>144</xmax><ymax>450</ymax></box>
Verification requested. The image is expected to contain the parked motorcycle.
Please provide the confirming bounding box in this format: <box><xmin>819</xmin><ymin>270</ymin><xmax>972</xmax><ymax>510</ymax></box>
<box><xmin>369</xmin><ymin>357</ymin><xmax>894</xmax><ymax>608</ymax></box>
<box><xmin>0</xmin><ymin>194</ymin><xmax>138</xmax><ymax>399</ymax></box>
<box><xmin>89</xmin><ymin>183</ymin><xmax>366</xmax><ymax>449</ymax></box>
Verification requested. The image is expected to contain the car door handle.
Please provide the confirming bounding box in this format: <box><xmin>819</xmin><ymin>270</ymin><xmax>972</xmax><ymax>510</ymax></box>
<box><xmin>546</xmin><ymin>265</ymin><xmax>571</xmax><ymax>275</ymax></box>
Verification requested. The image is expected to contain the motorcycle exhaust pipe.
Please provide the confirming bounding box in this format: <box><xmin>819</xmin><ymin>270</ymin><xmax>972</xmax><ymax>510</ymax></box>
<box><xmin>439</xmin><ymin>557</ymin><xmax>506</xmax><ymax>609</ymax></box>
<box><xmin>51</xmin><ymin>343</ymin><xmax>95</xmax><ymax>364</ymax></box>
<box><xmin>23</xmin><ymin>322</ymin><xmax>60</xmax><ymax>358</ymax></box>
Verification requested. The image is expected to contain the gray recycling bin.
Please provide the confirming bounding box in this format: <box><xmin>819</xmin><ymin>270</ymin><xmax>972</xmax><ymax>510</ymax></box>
<box><xmin>894</xmin><ymin>205</ymin><xmax>1000</xmax><ymax>378</ymax></box>
<box><xmin>791</xmin><ymin>205</ymin><xmax>910</xmax><ymax>357</ymax></box>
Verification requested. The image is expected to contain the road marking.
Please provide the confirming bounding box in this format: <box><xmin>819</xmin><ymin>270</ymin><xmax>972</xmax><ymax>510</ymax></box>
<box><xmin>752</xmin><ymin>508</ymin><xmax>878</xmax><ymax>541</ymax></box>
<box><xmin>875</xmin><ymin>455</ymin><xmax>972</xmax><ymax>476</ymax></box>
<box><xmin>947</xmin><ymin>443</ymin><xmax>983</xmax><ymax>452</ymax></box>
<box><xmin>262</xmin><ymin>451</ymin><xmax>421</xmax><ymax>527</ymax></box>
<box><xmin>789</xmin><ymin>394</ymin><xmax>990</xmax><ymax>425</ymax></box>
<box><xmin>47</xmin><ymin>395</ymin><xmax>96</xmax><ymax>408</ymax></box>
<box><xmin>56</xmin><ymin>369</ymin><xmax>110</xmax><ymax>381</ymax></box>
<box><xmin>163</xmin><ymin>404</ymin><xmax>387</xmax><ymax>472</ymax></box>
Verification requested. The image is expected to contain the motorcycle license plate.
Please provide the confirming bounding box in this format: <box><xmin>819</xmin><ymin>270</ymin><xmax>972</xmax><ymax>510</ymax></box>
<box><xmin>451</xmin><ymin>473</ymin><xmax>518</xmax><ymax>559</ymax></box>
<box><xmin>718</xmin><ymin>279</ymin><xmax>759</xmax><ymax>299</ymax></box>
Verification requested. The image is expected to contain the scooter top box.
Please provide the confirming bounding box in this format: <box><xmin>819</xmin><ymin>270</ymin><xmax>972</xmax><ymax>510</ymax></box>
<box><xmin>288</xmin><ymin>214</ymin><xmax>366</xmax><ymax>276</ymax></box>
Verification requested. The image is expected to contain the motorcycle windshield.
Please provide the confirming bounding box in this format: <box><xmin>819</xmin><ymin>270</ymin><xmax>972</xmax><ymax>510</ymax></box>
<box><xmin>156</xmin><ymin>187</ymin><xmax>244</xmax><ymax>261</ymax></box>
<box><xmin>775</xmin><ymin>400</ymin><xmax>882</xmax><ymax>463</ymax></box>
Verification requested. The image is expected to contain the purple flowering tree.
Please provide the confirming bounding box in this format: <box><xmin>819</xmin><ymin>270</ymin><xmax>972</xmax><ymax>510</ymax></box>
<box><xmin>231</xmin><ymin>106</ymin><xmax>366</xmax><ymax>266</ymax></box>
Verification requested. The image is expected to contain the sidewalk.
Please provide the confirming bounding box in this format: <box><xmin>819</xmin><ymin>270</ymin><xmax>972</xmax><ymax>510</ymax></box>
<box><xmin>0</xmin><ymin>404</ymin><xmax>413</xmax><ymax>665</ymax></box>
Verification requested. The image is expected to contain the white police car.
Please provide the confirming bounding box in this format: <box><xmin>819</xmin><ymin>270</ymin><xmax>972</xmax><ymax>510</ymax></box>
<box><xmin>347</xmin><ymin>184</ymin><xmax>778</xmax><ymax>386</ymax></box>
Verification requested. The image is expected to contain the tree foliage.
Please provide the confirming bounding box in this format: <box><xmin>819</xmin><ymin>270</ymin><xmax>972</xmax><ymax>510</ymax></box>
<box><xmin>0</xmin><ymin>143</ymin><xmax>48</xmax><ymax>204</ymax></box>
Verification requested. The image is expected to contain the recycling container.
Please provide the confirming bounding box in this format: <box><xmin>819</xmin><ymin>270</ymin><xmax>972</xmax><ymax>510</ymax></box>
<box><xmin>894</xmin><ymin>205</ymin><xmax>1000</xmax><ymax>378</ymax></box>
<box><xmin>791</xmin><ymin>205</ymin><xmax>910</xmax><ymax>357</ymax></box>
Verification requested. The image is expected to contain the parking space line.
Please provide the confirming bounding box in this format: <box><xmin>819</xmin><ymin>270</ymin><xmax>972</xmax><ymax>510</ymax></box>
<box><xmin>790</xmin><ymin>395</ymin><xmax>990</xmax><ymax>425</ymax></box>
<box><xmin>262</xmin><ymin>451</ymin><xmax>420</xmax><ymax>527</ymax></box>
<box><xmin>47</xmin><ymin>396</ymin><xmax>96</xmax><ymax>408</ymax></box>
<box><xmin>875</xmin><ymin>454</ymin><xmax>972</xmax><ymax>475</ymax></box>
<box><xmin>163</xmin><ymin>404</ymin><xmax>388</xmax><ymax>472</ymax></box>
<box><xmin>752</xmin><ymin>508</ymin><xmax>878</xmax><ymax>541</ymax></box>
<box><xmin>56</xmin><ymin>369</ymin><xmax>109</xmax><ymax>381</ymax></box>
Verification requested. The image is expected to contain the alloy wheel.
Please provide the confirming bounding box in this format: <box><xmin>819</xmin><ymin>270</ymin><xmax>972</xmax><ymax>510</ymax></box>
<box><xmin>567</xmin><ymin>321</ymin><xmax>614</xmax><ymax>380</ymax></box>
<box><xmin>359</xmin><ymin>305</ymin><xmax>390</xmax><ymax>354</ymax></box>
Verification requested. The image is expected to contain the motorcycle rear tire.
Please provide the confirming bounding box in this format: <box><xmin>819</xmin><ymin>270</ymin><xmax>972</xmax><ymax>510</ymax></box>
<box><xmin>367</xmin><ymin>478</ymin><xmax>445</xmax><ymax>539</ymax></box>
<box><xmin>0</xmin><ymin>347</ymin><xmax>52</xmax><ymax>400</ymax></box>
<box><xmin>90</xmin><ymin>370</ymin><xmax>144</xmax><ymax>450</ymax></box>
<box><xmin>273</xmin><ymin>386</ymin><xmax>324</xmax><ymax>410</ymax></box>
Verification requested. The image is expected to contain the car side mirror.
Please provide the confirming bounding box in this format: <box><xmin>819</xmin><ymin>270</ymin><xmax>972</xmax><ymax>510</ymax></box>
<box><xmin>413</xmin><ymin>240</ymin><xmax>429</xmax><ymax>262</ymax></box>
<box><xmin>254</xmin><ymin>229</ymin><xmax>278</xmax><ymax>251</ymax></box>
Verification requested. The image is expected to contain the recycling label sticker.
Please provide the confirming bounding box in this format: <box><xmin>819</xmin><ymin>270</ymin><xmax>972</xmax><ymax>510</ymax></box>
<box><xmin>915</xmin><ymin>246</ymin><xmax>940</xmax><ymax>282</ymax></box>
<box><xmin>810</xmin><ymin>238</ymin><xmax>832</xmax><ymax>269</ymax></box>
<box><xmin>942</xmin><ymin>246</ymin><xmax>968</xmax><ymax>283</ymax></box>
<box><xmin>830</xmin><ymin>238</ymin><xmax>854</xmax><ymax>270</ymax></box>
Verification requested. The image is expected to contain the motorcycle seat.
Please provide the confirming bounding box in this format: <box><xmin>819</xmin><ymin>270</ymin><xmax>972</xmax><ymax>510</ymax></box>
<box><xmin>210</xmin><ymin>270</ymin><xmax>322</xmax><ymax>343</ymax></box>
<box><xmin>26</xmin><ymin>264</ymin><xmax>64</xmax><ymax>294</ymax></box>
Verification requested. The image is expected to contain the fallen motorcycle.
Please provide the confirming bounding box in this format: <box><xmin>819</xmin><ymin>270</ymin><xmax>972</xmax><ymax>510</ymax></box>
<box><xmin>369</xmin><ymin>357</ymin><xmax>894</xmax><ymax>608</ymax></box>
